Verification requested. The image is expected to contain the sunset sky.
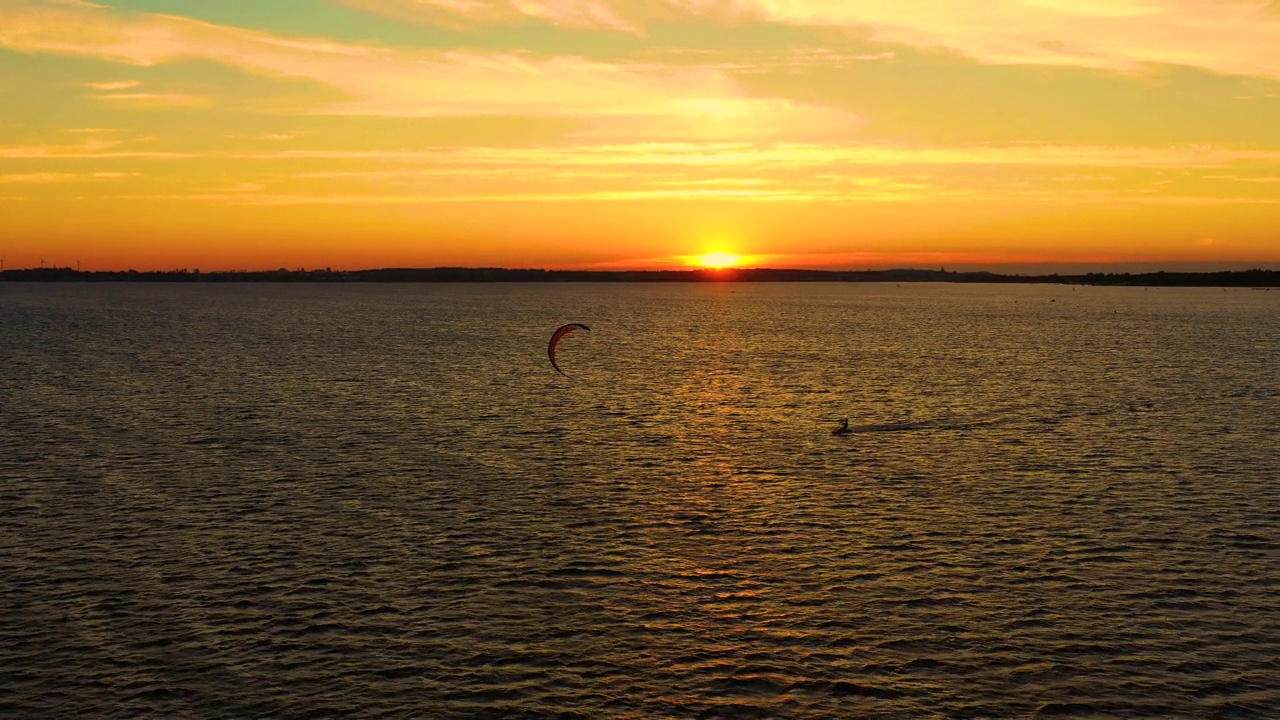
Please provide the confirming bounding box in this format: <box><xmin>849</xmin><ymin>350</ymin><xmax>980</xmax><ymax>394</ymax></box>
<box><xmin>3</xmin><ymin>0</ymin><xmax>1280</xmax><ymax>271</ymax></box>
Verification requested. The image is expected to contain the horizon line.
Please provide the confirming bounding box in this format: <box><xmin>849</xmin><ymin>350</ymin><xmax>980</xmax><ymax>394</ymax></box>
<box><xmin>3</xmin><ymin>265</ymin><xmax>1279</xmax><ymax>279</ymax></box>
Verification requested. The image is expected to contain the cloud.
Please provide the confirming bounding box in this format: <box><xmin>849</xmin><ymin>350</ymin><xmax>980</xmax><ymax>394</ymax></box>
<box><xmin>94</xmin><ymin>92</ymin><xmax>214</xmax><ymax>108</ymax></box>
<box><xmin>138</xmin><ymin>188</ymin><xmax>855</xmax><ymax>205</ymax></box>
<box><xmin>0</xmin><ymin>171</ymin><xmax>138</xmax><ymax>183</ymax></box>
<box><xmin>339</xmin><ymin>0</ymin><xmax>644</xmax><ymax>33</ymax></box>
<box><xmin>0</xmin><ymin>172</ymin><xmax>78</xmax><ymax>183</ymax></box>
<box><xmin>1205</xmin><ymin>174</ymin><xmax>1280</xmax><ymax>183</ymax></box>
<box><xmin>0</xmin><ymin>138</ymin><xmax>196</xmax><ymax>158</ymax></box>
<box><xmin>698</xmin><ymin>0</ymin><xmax>1280</xmax><ymax>79</ymax></box>
<box><xmin>54</xmin><ymin>136</ymin><xmax>1279</xmax><ymax>209</ymax></box>
<box><xmin>9</xmin><ymin>133</ymin><xmax>1280</xmax><ymax>176</ymax></box>
<box><xmin>227</xmin><ymin>142</ymin><xmax>1280</xmax><ymax>169</ymax></box>
<box><xmin>87</xmin><ymin>80</ymin><xmax>139</xmax><ymax>90</ymax></box>
<box><xmin>341</xmin><ymin>0</ymin><xmax>1280</xmax><ymax>79</ymax></box>
<box><xmin>0</xmin><ymin>0</ymin><xmax>853</xmax><ymax>137</ymax></box>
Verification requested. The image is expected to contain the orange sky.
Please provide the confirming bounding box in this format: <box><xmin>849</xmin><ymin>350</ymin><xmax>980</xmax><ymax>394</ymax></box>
<box><xmin>3</xmin><ymin>0</ymin><xmax>1280</xmax><ymax>271</ymax></box>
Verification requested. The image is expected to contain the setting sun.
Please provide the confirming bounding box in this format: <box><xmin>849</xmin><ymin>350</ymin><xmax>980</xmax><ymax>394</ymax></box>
<box><xmin>696</xmin><ymin>252</ymin><xmax>743</xmax><ymax>269</ymax></box>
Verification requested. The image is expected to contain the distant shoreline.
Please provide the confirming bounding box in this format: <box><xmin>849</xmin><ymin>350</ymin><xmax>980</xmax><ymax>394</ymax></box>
<box><xmin>2</xmin><ymin>267</ymin><xmax>1278</xmax><ymax>287</ymax></box>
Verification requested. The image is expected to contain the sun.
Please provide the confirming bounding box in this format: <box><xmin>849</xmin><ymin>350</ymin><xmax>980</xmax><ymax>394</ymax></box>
<box><xmin>695</xmin><ymin>251</ymin><xmax>742</xmax><ymax>269</ymax></box>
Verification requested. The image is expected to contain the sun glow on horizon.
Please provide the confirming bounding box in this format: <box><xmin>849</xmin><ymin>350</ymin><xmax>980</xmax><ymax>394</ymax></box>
<box><xmin>693</xmin><ymin>251</ymin><xmax>743</xmax><ymax>269</ymax></box>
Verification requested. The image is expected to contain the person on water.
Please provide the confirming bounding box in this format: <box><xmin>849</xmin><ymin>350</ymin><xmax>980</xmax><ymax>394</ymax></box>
<box><xmin>832</xmin><ymin>418</ymin><xmax>851</xmax><ymax>435</ymax></box>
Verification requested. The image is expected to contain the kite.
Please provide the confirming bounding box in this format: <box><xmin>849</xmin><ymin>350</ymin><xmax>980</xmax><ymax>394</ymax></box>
<box><xmin>548</xmin><ymin>323</ymin><xmax>589</xmax><ymax>376</ymax></box>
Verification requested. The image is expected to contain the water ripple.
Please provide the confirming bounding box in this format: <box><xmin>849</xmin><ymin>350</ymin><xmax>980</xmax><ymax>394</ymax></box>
<box><xmin>1</xmin><ymin>282</ymin><xmax>1277</xmax><ymax>717</ymax></box>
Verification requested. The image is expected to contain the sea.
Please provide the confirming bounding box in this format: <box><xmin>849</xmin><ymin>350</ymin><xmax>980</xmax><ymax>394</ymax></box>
<box><xmin>1</xmin><ymin>282</ymin><xmax>1277</xmax><ymax>718</ymax></box>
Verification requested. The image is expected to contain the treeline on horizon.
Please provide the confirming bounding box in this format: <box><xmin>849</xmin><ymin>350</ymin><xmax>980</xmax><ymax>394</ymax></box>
<box><xmin>2</xmin><ymin>266</ymin><xmax>1278</xmax><ymax>287</ymax></box>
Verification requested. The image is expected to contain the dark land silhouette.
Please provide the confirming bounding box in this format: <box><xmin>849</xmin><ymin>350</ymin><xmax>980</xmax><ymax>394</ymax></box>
<box><xmin>1</xmin><ymin>266</ymin><xmax>1277</xmax><ymax>286</ymax></box>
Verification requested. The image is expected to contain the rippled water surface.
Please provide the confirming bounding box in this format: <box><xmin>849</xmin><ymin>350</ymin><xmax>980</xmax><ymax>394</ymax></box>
<box><xmin>2</xmin><ymin>282</ymin><xmax>1278</xmax><ymax>718</ymax></box>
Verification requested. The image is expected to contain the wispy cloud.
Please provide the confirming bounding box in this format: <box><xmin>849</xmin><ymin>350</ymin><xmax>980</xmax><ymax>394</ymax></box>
<box><xmin>0</xmin><ymin>138</ymin><xmax>196</xmax><ymax>159</ymax></box>
<box><xmin>0</xmin><ymin>171</ymin><xmax>138</xmax><ymax>183</ymax></box>
<box><xmin>574</xmin><ymin>248</ymin><xmax>1218</xmax><ymax>270</ymax></box>
<box><xmin>9</xmin><ymin>135</ymin><xmax>1280</xmax><ymax>177</ymax></box>
<box><xmin>227</xmin><ymin>142</ymin><xmax>1280</xmax><ymax>169</ymax></box>
<box><xmin>87</xmin><ymin>80</ymin><xmax>139</xmax><ymax>90</ymax></box>
<box><xmin>341</xmin><ymin>0</ymin><xmax>1280</xmax><ymax>79</ymax></box>
<box><xmin>339</xmin><ymin>0</ymin><xmax>643</xmax><ymax>33</ymax></box>
<box><xmin>133</xmin><ymin>188</ymin><xmax>854</xmax><ymax>205</ymax></box>
<box><xmin>94</xmin><ymin>92</ymin><xmax>214</xmax><ymax>108</ymax></box>
<box><xmin>0</xmin><ymin>0</ymin><xmax>852</xmax><ymax>136</ymax></box>
<box><xmin>212</xmin><ymin>182</ymin><xmax>266</xmax><ymax>193</ymax></box>
<box><xmin>701</xmin><ymin>0</ymin><xmax>1280</xmax><ymax>79</ymax></box>
<box><xmin>1205</xmin><ymin>174</ymin><xmax>1280</xmax><ymax>184</ymax></box>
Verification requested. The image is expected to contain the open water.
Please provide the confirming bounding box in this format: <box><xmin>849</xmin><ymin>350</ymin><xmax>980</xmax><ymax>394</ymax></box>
<box><xmin>1</xmin><ymin>282</ymin><xmax>1277</xmax><ymax>718</ymax></box>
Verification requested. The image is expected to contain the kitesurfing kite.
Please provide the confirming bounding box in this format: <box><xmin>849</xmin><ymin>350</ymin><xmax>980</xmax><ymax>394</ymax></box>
<box><xmin>548</xmin><ymin>323</ymin><xmax>589</xmax><ymax>376</ymax></box>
